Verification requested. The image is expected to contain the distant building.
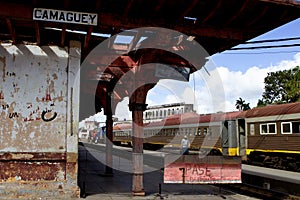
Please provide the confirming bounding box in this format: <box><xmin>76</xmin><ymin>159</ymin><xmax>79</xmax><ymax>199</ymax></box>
<box><xmin>78</xmin><ymin>128</ymin><xmax>88</xmax><ymax>139</ymax></box>
<box><xmin>85</xmin><ymin>120</ymin><xmax>96</xmax><ymax>131</ymax></box>
<box><xmin>143</xmin><ymin>102</ymin><xmax>194</xmax><ymax>123</ymax></box>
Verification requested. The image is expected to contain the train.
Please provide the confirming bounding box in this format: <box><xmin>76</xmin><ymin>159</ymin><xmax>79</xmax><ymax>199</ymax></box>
<box><xmin>112</xmin><ymin>102</ymin><xmax>300</xmax><ymax>171</ymax></box>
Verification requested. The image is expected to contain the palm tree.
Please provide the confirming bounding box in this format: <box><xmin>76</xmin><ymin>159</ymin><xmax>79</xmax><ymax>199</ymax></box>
<box><xmin>235</xmin><ymin>97</ymin><xmax>245</xmax><ymax>111</ymax></box>
<box><xmin>235</xmin><ymin>97</ymin><xmax>251</xmax><ymax>111</ymax></box>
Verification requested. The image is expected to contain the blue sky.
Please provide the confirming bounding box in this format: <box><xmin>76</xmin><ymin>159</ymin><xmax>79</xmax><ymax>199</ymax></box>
<box><xmin>86</xmin><ymin>18</ymin><xmax>300</xmax><ymax>123</ymax></box>
<box><xmin>211</xmin><ymin>18</ymin><xmax>300</xmax><ymax>72</ymax></box>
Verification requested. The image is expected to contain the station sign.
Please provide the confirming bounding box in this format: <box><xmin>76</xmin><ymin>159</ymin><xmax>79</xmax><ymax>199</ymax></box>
<box><xmin>164</xmin><ymin>155</ymin><xmax>242</xmax><ymax>184</ymax></box>
<box><xmin>33</xmin><ymin>8</ymin><xmax>98</xmax><ymax>26</ymax></box>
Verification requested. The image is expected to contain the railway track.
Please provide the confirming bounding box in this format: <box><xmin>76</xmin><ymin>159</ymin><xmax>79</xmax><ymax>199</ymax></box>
<box><xmin>221</xmin><ymin>183</ymin><xmax>300</xmax><ymax>200</ymax></box>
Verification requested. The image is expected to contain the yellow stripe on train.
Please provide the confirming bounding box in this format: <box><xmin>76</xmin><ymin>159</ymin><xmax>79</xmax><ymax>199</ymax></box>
<box><xmin>228</xmin><ymin>148</ymin><xmax>239</xmax><ymax>156</ymax></box>
<box><xmin>246</xmin><ymin>149</ymin><xmax>300</xmax><ymax>155</ymax></box>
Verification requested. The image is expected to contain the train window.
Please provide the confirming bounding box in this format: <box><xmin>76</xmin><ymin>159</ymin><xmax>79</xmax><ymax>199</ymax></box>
<box><xmin>293</xmin><ymin>121</ymin><xmax>300</xmax><ymax>134</ymax></box>
<box><xmin>260</xmin><ymin>123</ymin><xmax>276</xmax><ymax>135</ymax></box>
<box><xmin>281</xmin><ymin>122</ymin><xmax>292</xmax><ymax>134</ymax></box>
<box><xmin>203</xmin><ymin>127</ymin><xmax>207</xmax><ymax>135</ymax></box>
<box><xmin>197</xmin><ymin>128</ymin><xmax>201</xmax><ymax>135</ymax></box>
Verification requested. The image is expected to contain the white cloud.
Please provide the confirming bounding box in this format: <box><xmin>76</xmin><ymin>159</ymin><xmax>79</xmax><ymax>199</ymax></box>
<box><xmin>99</xmin><ymin>52</ymin><xmax>300</xmax><ymax>121</ymax></box>
<box><xmin>114</xmin><ymin>97</ymin><xmax>131</xmax><ymax>121</ymax></box>
<box><xmin>213</xmin><ymin>52</ymin><xmax>300</xmax><ymax>112</ymax></box>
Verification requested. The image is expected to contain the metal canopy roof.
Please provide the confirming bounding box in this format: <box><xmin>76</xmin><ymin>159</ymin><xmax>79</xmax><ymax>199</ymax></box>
<box><xmin>0</xmin><ymin>0</ymin><xmax>300</xmax><ymax>121</ymax></box>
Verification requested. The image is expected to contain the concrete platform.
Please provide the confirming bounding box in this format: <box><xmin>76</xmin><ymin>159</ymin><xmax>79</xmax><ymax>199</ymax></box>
<box><xmin>242</xmin><ymin>164</ymin><xmax>300</xmax><ymax>184</ymax></box>
<box><xmin>242</xmin><ymin>164</ymin><xmax>300</xmax><ymax>196</ymax></box>
<box><xmin>76</xmin><ymin>143</ymin><xmax>258</xmax><ymax>200</ymax></box>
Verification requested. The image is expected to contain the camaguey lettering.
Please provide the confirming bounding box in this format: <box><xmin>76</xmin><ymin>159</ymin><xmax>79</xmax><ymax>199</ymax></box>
<box><xmin>33</xmin><ymin>9</ymin><xmax>97</xmax><ymax>25</ymax></box>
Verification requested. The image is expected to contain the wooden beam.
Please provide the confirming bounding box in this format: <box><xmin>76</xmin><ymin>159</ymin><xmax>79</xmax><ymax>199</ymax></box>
<box><xmin>5</xmin><ymin>18</ymin><xmax>16</xmax><ymax>44</ymax></box>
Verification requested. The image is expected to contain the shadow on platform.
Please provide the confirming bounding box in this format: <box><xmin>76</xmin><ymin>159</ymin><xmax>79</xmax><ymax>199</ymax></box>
<box><xmin>77</xmin><ymin>142</ymin><xmax>241</xmax><ymax>199</ymax></box>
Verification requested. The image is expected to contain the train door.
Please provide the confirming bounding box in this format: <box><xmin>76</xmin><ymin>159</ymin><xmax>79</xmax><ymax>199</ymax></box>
<box><xmin>222</xmin><ymin>120</ymin><xmax>238</xmax><ymax>156</ymax></box>
<box><xmin>221</xmin><ymin>121</ymin><xmax>229</xmax><ymax>156</ymax></box>
<box><xmin>237</xmin><ymin>118</ymin><xmax>246</xmax><ymax>157</ymax></box>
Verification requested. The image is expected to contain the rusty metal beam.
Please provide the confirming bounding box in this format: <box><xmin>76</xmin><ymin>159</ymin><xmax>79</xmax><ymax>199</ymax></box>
<box><xmin>108</xmin><ymin>28</ymin><xmax>121</xmax><ymax>49</ymax></box>
<box><xmin>152</xmin><ymin>0</ymin><xmax>166</xmax><ymax>16</ymax></box>
<box><xmin>179</xmin><ymin>0</ymin><xmax>199</xmax><ymax>20</ymax></box>
<box><xmin>61</xmin><ymin>24</ymin><xmax>66</xmax><ymax>47</ymax></box>
<box><xmin>246</xmin><ymin>6</ymin><xmax>269</xmax><ymax>27</ymax></box>
<box><xmin>123</xmin><ymin>0</ymin><xmax>135</xmax><ymax>17</ymax></box>
<box><xmin>5</xmin><ymin>18</ymin><xmax>16</xmax><ymax>44</ymax></box>
<box><xmin>60</xmin><ymin>0</ymin><xmax>70</xmax><ymax>47</ymax></box>
<box><xmin>100</xmin><ymin>13</ymin><xmax>246</xmax><ymax>40</ymax></box>
<box><xmin>84</xmin><ymin>26</ymin><xmax>93</xmax><ymax>51</ymax></box>
<box><xmin>105</xmin><ymin>85</ymin><xmax>113</xmax><ymax>175</ymax></box>
<box><xmin>128</xmin><ymin>30</ymin><xmax>144</xmax><ymax>52</ymax></box>
<box><xmin>201</xmin><ymin>0</ymin><xmax>223</xmax><ymax>24</ymax></box>
<box><xmin>129</xmin><ymin>102</ymin><xmax>147</xmax><ymax>196</ymax></box>
<box><xmin>0</xmin><ymin>2</ymin><xmax>250</xmax><ymax>41</ymax></box>
<box><xmin>63</xmin><ymin>0</ymin><xmax>70</xmax><ymax>8</ymax></box>
<box><xmin>224</xmin><ymin>0</ymin><xmax>250</xmax><ymax>26</ymax></box>
<box><xmin>35</xmin><ymin>21</ymin><xmax>41</xmax><ymax>45</ymax></box>
<box><xmin>95</xmin><ymin>0</ymin><xmax>102</xmax><ymax>9</ymax></box>
<box><xmin>259</xmin><ymin>0</ymin><xmax>300</xmax><ymax>7</ymax></box>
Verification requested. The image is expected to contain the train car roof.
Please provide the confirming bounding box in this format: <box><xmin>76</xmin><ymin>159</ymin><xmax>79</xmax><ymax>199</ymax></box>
<box><xmin>113</xmin><ymin>123</ymin><xmax>132</xmax><ymax>130</ymax></box>
<box><xmin>113</xmin><ymin>111</ymin><xmax>242</xmax><ymax>130</ymax></box>
<box><xmin>237</xmin><ymin>102</ymin><xmax>300</xmax><ymax>118</ymax></box>
<box><xmin>145</xmin><ymin>111</ymin><xmax>242</xmax><ymax>127</ymax></box>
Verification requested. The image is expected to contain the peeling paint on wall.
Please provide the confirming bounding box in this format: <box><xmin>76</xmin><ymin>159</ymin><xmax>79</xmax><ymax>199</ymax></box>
<box><xmin>0</xmin><ymin>44</ymin><xmax>68</xmax><ymax>152</ymax></box>
<box><xmin>0</xmin><ymin>41</ymin><xmax>81</xmax><ymax>199</ymax></box>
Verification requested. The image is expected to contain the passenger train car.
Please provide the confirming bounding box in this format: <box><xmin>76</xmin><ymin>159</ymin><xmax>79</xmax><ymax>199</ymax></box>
<box><xmin>112</xmin><ymin>102</ymin><xmax>300</xmax><ymax>171</ymax></box>
<box><xmin>113</xmin><ymin>111</ymin><xmax>242</xmax><ymax>156</ymax></box>
<box><xmin>236</xmin><ymin>102</ymin><xmax>300</xmax><ymax>171</ymax></box>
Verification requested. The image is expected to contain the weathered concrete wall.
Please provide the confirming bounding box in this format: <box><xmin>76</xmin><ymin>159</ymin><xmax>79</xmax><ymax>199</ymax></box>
<box><xmin>0</xmin><ymin>41</ymin><xmax>81</xmax><ymax>198</ymax></box>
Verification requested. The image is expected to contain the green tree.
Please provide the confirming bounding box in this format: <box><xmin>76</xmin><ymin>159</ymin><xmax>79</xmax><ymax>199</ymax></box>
<box><xmin>235</xmin><ymin>97</ymin><xmax>251</xmax><ymax>111</ymax></box>
<box><xmin>259</xmin><ymin>66</ymin><xmax>300</xmax><ymax>105</ymax></box>
<box><xmin>256</xmin><ymin>99</ymin><xmax>266</xmax><ymax>107</ymax></box>
<box><xmin>285</xmin><ymin>66</ymin><xmax>300</xmax><ymax>102</ymax></box>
